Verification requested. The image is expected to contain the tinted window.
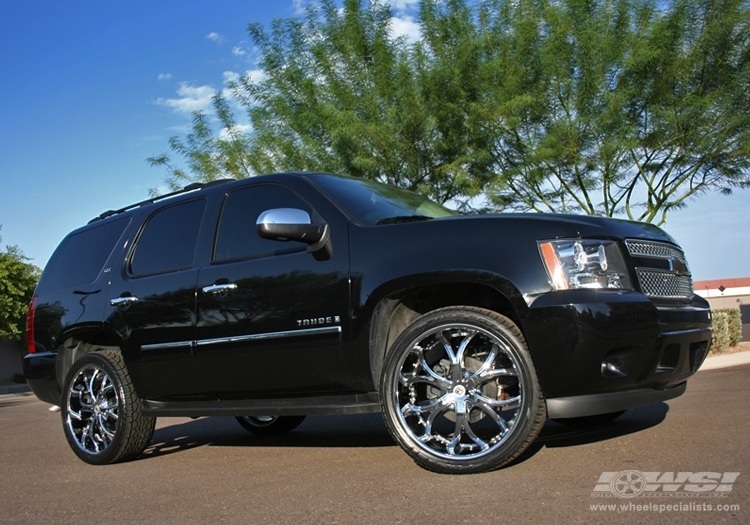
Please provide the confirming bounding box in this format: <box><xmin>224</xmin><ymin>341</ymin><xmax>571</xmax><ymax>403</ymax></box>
<box><xmin>37</xmin><ymin>217</ymin><xmax>131</xmax><ymax>294</ymax></box>
<box><xmin>306</xmin><ymin>174</ymin><xmax>456</xmax><ymax>226</ymax></box>
<box><xmin>130</xmin><ymin>199</ymin><xmax>206</xmax><ymax>276</ymax></box>
<box><xmin>214</xmin><ymin>184</ymin><xmax>311</xmax><ymax>262</ymax></box>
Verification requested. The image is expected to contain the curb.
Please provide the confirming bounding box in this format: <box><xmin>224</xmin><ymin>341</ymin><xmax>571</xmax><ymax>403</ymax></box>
<box><xmin>699</xmin><ymin>350</ymin><xmax>750</xmax><ymax>371</ymax></box>
<box><xmin>0</xmin><ymin>384</ymin><xmax>32</xmax><ymax>396</ymax></box>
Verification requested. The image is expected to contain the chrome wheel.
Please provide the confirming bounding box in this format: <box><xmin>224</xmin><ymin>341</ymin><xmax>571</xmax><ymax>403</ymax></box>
<box><xmin>381</xmin><ymin>307</ymin><xmax>545</xmax><ymax>474</ymax></box>
<box><xmin>65</xmin><ymin>363</ymin><xmax>120</xmax><ymax>455</ymax></box>
<box><xmin>61</xmin><ymin>350</ymin><xmax>155</xmax><ymax>465</ymax></box>
<box><xmin>241</xmin><ymin>415</ymin><xmax>277</xmax><ymax>427</ymax></box>
<box><xmin>235</xmin><ymin>415</ymin><xmax>306</xmax><ymax>436</ymax></box>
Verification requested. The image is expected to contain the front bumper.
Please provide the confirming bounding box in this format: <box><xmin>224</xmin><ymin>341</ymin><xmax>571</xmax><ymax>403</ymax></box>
<box><xmin>523</xmin><ymin>290</ymin><xmax>711</xmax><ymax>417</ymax></box>
<box><xmin>546</xmin><ymin>381</ymin><xmax>686</xmax><ymax>419</ymax></box>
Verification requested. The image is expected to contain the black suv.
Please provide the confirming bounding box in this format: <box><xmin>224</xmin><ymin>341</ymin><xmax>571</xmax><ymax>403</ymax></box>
<box><xmin>24</xmin><ymin>172</ymin><xmax>712</xmax><ymax>474</ymax></box>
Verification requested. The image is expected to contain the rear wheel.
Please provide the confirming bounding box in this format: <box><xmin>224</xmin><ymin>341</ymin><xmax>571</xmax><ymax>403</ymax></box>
<box><xmin>235</xmin><ymin>415</ymin><xmax>306</xmax><ymax>436</ymax></box>
<box><xmin>62</xmin><ymin>350</ymin><xmax>155</xmax><ymax>465</ymax></box>
<box><xmin>380</xmin><ymin>306</ymin><xmax>546</xmax><ymax>474</ymax></box>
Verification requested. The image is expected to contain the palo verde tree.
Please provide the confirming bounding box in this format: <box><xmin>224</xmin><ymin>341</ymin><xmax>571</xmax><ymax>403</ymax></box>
<box><xmin>151</xmin><ymin>0</ymin><xmax>492</xmax><ymax>208</ymax></box>
<box><xmin>476</xmin><ymin>0</ymin><xmax>750</xmax><ymax>224</ymax></box>
<box><xmin>0</xmin><ymin>228</ymin><xmax>40</xmax><ymax>341</ymax></box>
<box><xmin>150</xmin><ymin>0</ymin><xmax>750</xmax><ymax>223</ymax></box>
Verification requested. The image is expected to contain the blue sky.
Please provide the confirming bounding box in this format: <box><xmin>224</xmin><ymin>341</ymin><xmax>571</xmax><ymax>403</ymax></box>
<box><xmin>1</xmin><ymin>0</ymin><xmax>748</xmax><ymax>283</ymax></box>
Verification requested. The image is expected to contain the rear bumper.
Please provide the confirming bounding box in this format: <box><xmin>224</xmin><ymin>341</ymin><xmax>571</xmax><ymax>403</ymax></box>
<box><xmin>23</xmin><ymin>352</ymin><xmax>61</xmax><ymax>406</ymax></box>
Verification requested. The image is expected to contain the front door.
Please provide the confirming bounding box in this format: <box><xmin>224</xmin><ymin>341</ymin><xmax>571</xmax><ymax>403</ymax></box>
<box><xmin>195</xmin><ymin>183</ymin><xmax>351</xmax><ymax>397</ymax></box>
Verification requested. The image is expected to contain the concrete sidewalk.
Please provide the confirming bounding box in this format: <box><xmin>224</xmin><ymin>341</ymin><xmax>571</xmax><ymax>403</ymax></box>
<box><xmin>699</xmin><ymin>349</ymin><xmax>750</xmax><ymax>371</ymax></box>
<box><xmin>0</xmin><ymin>383</ymin><xmax>31</xmax><ymax>396</ymax></box>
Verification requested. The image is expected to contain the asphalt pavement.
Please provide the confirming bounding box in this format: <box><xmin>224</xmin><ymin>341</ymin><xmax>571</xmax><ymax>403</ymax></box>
<box><xmin>0</xmin><ymin>356</ymin><xmax>747</xmax><ymax>524</ymax></box>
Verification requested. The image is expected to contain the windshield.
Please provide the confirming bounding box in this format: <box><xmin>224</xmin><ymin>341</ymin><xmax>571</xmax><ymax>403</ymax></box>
<box><xmin>306</xmin><ymin>174</ymin><xmax>457</xmax><ymax>226</ymax></box>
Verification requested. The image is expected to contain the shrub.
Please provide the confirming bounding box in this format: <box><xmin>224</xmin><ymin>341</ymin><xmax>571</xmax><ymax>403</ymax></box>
<box><xmin>711</xmin><ymin>308</ymin><xmax>743</xmax><ymax>353</ymax></box>
<box><xmin>727</xmin><ymin>309</ymin><xmax>743</xmax><ymax>347</ymax></box>
<box><xmin>711</xmin><ymin>310</ymin><xmax>730</xmax><ymax>354</ymax></box>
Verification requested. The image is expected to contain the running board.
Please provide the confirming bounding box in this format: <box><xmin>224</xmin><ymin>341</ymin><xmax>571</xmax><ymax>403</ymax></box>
<box><xmin>142</xmin><ymin>392</ymin><xmax>381</xmax><ymax>417</ymax></box>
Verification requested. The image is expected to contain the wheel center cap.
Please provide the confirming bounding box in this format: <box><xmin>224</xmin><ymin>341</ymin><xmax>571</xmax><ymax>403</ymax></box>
<box><xmin>453</xmin><ymin>385</ymin><xmax>467</xmax><ymax>397</ymax></box>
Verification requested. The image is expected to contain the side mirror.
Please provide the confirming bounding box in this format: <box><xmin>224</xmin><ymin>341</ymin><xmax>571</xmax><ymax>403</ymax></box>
<box><xmin>256</xmin><ymin>208</ymin><xmax>332</xmax><ymax>260</ymax></box>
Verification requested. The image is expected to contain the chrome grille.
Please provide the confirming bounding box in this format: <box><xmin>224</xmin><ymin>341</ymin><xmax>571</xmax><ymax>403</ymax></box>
<box><xmin>625</xmin><ymin>240</ymin><xmax>686</xmax><ymax>262</ymax></box>
<box><xmin>625</xmin><ymin>240</ymin><xmax>693</xmax><ymax>299</ymax></box>
<box><xmin>634</xmin><ymin>269</ymin><xmax>694</xmax><ymax>299</ymax></box>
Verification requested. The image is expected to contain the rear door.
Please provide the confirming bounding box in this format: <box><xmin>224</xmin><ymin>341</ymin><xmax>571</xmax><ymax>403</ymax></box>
<box><xmin>195</xmin><ymin>182</ymin><xmax>352</xmax><ymax>397</ymax></box>
<box><xmin>105</xmin><ymin>197</ymin><xmax>209</xmax><ymax>399</ymax></box>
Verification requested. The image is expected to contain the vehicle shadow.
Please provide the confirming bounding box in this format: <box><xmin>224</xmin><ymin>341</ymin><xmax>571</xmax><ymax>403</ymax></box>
<box><xmin>508</xmin><ymin>402</ymin><xmax>669</xmax><ymax>466</ymax></box>
<box><xmin>140</xmin><ymin>413</ymin><xmax>395</xmax><ymax>460</ymax></box>
<box><xmin>140</xmin><ymin>403</ymin><xmax>669</xmax><ymax>463</ymax></box>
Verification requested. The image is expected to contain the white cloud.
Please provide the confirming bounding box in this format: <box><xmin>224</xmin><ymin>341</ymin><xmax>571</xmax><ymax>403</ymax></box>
<box><xmin>157</xmin><ymin>73</ymin><xmax>173</xmax><ymax>81</ymax></box>
<box><xmin>232</xmin><ymin>46</ymin><xmax>246</xmax><ymax>56</ymax></box>
<box><xmin>390</xmin><ymin>15</ymin><xmax>421</xmax><ymax>43</ymax></box>
<box><xmin>223</xmin><ymin>71</ymin><xmax>241</xmax><ymax>84</ymax></box>
<box><xmin>390</xmin><ymin>0</ymin><xmax>420</xmax><ymax>12</ymax></box>
<box><xmin>244</xmin><ymin>69</ymin><xmax>266</xmax><ymax>84</ymax></box>
<box><xmin>219</xmin><ymin>123</ymin><xmax>252</xmax><ymax>141</ymax></box>
<box><xmin>155</xmin><ymin>83</ymin><xmax>215</xmax><ymax>114</ymax></box>
<box><xmin>206</xmin><ymin>32</ymin><xmax>224</xmax><ymax>43</ymax></box>
<box><xmin>292</xmin><ymin>0</ymin><xmax>306</xmax><ymax>15</ymax></box>
<box><xmin>221</xmin><ymin>69</ymin><xmax>266</xmax><ymax>90</ymax></box>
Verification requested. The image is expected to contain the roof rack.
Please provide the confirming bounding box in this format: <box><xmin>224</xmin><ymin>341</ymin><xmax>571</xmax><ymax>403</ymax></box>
<box><xmin>88</xmin><ymin>179</ymin><xmax>234</xmax><ymax>224</ymax></box>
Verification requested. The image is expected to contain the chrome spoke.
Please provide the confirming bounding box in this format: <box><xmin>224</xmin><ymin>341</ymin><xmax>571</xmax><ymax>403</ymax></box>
<box><xmin>401</xmin><ymin>395</ymin><xmax>446</xmax><ymax>417</ymax></box>
<box><xmin>474</xmin><ymin>393</ymin><xmax>521</xmax><ymax>411</ymax></box>
<box><xmin>460</xmin><ymin>413</ymin><xmax>490</xmax><ymax>452</ymax></box>
<box><xmin>467</xmin><ymin>367</ymin><xmax>517</xmax><ymax>390</ymax></box>
<box><xmin>401</xmin><ymin>371</ymin><xmax>450</xmax><ymax>392</ymax></box>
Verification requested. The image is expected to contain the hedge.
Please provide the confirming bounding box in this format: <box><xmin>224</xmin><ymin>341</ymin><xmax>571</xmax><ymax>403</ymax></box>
<box><xmin>711</xmin><ymin>308</ymin><xmax>743</xmax><ymax>354</ymax></box>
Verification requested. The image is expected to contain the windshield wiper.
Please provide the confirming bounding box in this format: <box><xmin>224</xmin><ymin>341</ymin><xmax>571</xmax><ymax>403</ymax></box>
<box><xmin>376</xmin><ymin>215</ymin><xmax>432</xmax><ymax>225</ymax></box>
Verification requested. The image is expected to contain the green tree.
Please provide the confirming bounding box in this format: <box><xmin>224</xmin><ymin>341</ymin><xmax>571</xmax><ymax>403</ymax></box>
<box><xmin>479</xmin><ymin>0</ymin><xmax>750</xmax><ymax>224</ymax></box>
<box><xmin>150</xmin><ymin>0</ymin><xmax>750</xmax><ymax>223</ymax></box>
<box><xmin>0</xmin><ymin>229</ymin><xmax>40</xmax><ymax>340</ymax></box>
<box><xmin>150</xmin><ymin>0</ymin><xmax>494</xmax><ymax>208</ymax></box>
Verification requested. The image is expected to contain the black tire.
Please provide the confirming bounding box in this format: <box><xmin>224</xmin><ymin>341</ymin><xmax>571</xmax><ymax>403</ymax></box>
<box><xmin>380</xmin><ymin>306</ymin><xmax>546</xmax><ymax>474</ymax></box>
<box><xmin>62</xmin><ymin>350</ymin><xmax>155</xmax><ymax>465</ymax></box>
<box><xmin>553</xmin><ymin>410</ymin><xmax>626</xmax><ymax>427</ymax></box>
<box><xmin>235</xmin><ymin>415</ymin><xmax>306</xmax><ymax>436</ymax></box>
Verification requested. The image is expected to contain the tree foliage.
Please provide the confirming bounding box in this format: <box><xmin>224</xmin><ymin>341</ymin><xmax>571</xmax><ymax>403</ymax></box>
<box><xmin>481</xmin><ymin>0</ymin><xmax>750</xmax><ymax>224</ymax></box>
<box><xmin>0</xmin><ymin>229</ymin><xmax>40</xmax><ymax>341</ymax></box>
<box><xmin>150</xmin><ymin>0</ymin><xmax>750</xmax><ymax>223</ymax></box>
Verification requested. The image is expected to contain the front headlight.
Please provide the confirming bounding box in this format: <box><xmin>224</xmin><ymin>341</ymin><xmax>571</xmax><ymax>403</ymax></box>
<box><xmin>538</xmin><ymin>240</ymin><xmax>632</xmax><ymax>291</ymax></box>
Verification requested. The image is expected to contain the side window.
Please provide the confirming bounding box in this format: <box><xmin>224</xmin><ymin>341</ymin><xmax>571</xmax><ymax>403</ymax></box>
<box><xmin>214</xmin><ymin>184</ymin><xmax>312</xmax><ymax>263</ymax></box>
<box><xmin>130</xmin><ymin>199</ymin><xmax>206</xmax><ymax>277</ymax></box>
<box><xmin>36</xmin><ymin>217</ymin><xmax>131</xmax><ymax>294</ymax></box>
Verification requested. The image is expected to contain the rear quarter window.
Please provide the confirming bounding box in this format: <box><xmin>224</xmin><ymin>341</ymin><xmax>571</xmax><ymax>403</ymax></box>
<box><xmin>36</xmin><ymin>217</ymin><xmax>131</xmax><ymax>294</ymax></box>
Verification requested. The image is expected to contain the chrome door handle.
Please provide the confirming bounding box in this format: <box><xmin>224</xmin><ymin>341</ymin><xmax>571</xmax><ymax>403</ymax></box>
<box><xmin>110</xmin><ymin>296</ymin><xmax>139</xmax><ymax>306</ymax></box>
<box><xmin>202</xmin><ymin>283</ymin><xmax>238</xmax><ymax>295</ymax></box>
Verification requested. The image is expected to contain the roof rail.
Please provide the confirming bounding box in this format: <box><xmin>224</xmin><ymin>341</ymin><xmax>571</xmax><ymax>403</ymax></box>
<box><xmin>88</xmin><ymin>179</ymin><xmax>234</xmax><ymax>224</ymax></box>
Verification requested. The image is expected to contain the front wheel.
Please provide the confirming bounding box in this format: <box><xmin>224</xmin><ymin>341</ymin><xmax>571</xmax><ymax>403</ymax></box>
<box><xmin>380</xmin><ymin>307</ymin><xmax>546</xmax><ymax>474</ymax></box>
<box><xmin>235</xmin><ymin>415</ymin><xmax>306</xmax><ymax>436</ymax></box>
<box><xmin>62</xmin><ymin>350</ymin><xmax>155</xmax><ymax>465</ymax></box>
